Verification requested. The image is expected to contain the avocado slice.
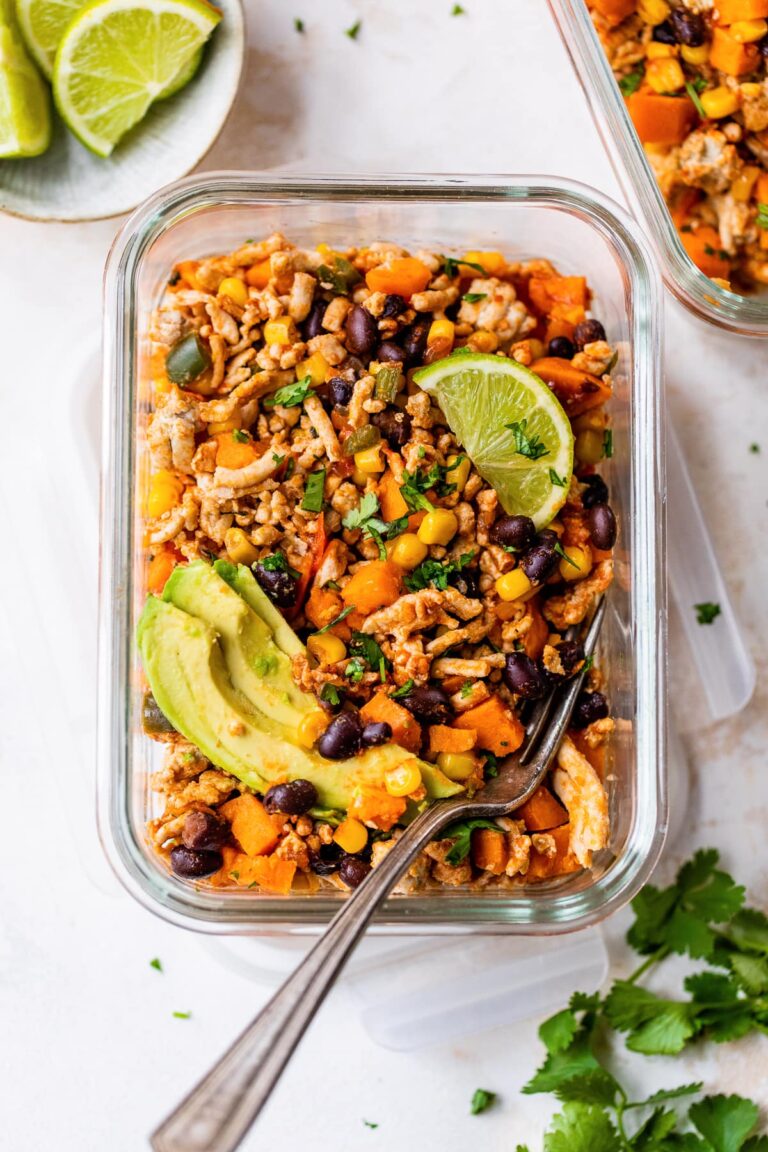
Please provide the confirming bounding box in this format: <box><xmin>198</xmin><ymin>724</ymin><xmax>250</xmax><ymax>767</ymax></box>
<box><xmin>137</xmin><ymin>596</ymin><xmax>463</xmax><ymax>810</ymax></box>
<box><xmin>163</xmin><ymin>561</ymin><xmax>312</xmax><ymax>728</ymax></box>
<box><xmin>214</xmin><ymin>560</ymin><xmax>304</xmax><ymax>659</ymax></box>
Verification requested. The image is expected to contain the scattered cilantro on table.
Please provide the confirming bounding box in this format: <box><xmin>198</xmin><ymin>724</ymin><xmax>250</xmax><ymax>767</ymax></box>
<box><xmin>451</xmin><ymin>3</ymin><xmax>466</xmax><ymax>14</ymax></box>
<box><xmin>294</xmin><ymin>16</ymin><xmax>304</xmax><ymax>32</ymax></box>
<box><xmin>149</xmin><ymin>957</ymin><xmax>163</xmax><ymax>972</ymax></box>
<box><xmin>695</xmin><ymin>602</ymin><xmax>721</xmax><ymax>625</ymax></box>
<box><xmin>345</xmin><ymin>19</ymin><xmax>361</xmax><ymax>39</ymax></box>
<box><xmin>471</xmin><ymin>1088</ymin><xmax>497</xmax><ymax>1114</ymax></box>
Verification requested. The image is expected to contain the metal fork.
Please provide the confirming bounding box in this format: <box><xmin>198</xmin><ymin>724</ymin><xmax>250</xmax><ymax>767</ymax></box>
<box><xmin>151</xmin><ymin>597</ymin><xmax>606</xmax><ymax>1152</ymax></box>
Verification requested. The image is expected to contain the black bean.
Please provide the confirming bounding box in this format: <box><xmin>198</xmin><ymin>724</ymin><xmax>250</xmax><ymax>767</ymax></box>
<box><xmin>449</xmin><ymin>568</ymin><xmax>480</xmax><ymax>599</ymax></box>
<box><xmin>345</xmin><ymin>305</ymin><xmax>378</xmax><ymax>359</ymax></box>
<box><xmin>588</xmin><ymin>503</ymin><xmax>617</xmax><ymax>551</ymax></box>
<box><xmin>581</xmin><ymin>474</ymin><xmax>609</xmax><ymax>509</ymax></box>
<box><xmin>310</xmin><ymin>842</ymin><xmax>343</xmax><ymax>875</ymax></box>
<box><xmin>490</xmin><ymin>514</ymin><xmax>536</xmax><ymax>551</ymax></box>
<box><xmin>339</xmin><ymin>855</ymin><xmax>371</xmax><ymax>888</ymax></box>
<box><xmin>548</xmin><ymin>336</ymin><xmax>575</xmax><ymax>359</ymax></box>
<box><xmin>760</xmin><ymin>35</ymin><xmax>768</xmax><ymax>59</ymax></box>
<box><xmin>503</xmin><ymin>652</ymin><xmax>547</xmax><ymax>700</ymax></box>
<box><xmin>170</xmin><ymin>845</ymin><xmax>223</xmax><ymax>878</ymax></box>
<box><xmin>372</xmin><ymin>408</ymin><xmax>411</xmax><ymax>450</ymax></box>
<box><xmin>302</xmin><ymin>299</ymin><xmax>326</xmax><ymax>341</ymax></box>
<box><xmin>401</xmin><ymin>318</ymin><xmax>430</xmax><ymax>365</ymax></box>
<box><xmin>572</xmin><ymin>691</ymin><xmax>609</xmax><ymax>729</ymax></box>
<box><xmin>253</xmin><ymin>564</ymin><xmax>297</xmax><ymax>609</ymax></box>
<box><xmin>318</xmin><ymin>710</ymin><xmax>363</xmax><ymax>759</ymax></box>
<box><xmin>573</xmin><ymin>318</ymin><xmax>606</xmax><ymax>349</ymax></box>
<box><xmin>400</xmin><ymin>685</ymin><xmax>451</xmax><ymax>724</ymax></box>
<box><xmin>652</xmin><ymin>19</ymin><xmax>677</xmax><ymax>43</ymax></box>
<box><xmin>362</xmin><ymin>721</ymin><xmax>392</xmax><ymax>747</ymax></box>
<box><xmin>182</xmin><ymin>811</ymin><xmax>229</xmax><ymax>851</ymax></box>
<box><xmin>328</xmin><ymin>376</ymin><xmax>354</xmax><ymax>407</ymax></box>
<box><xmin>263</xmin><ymin>779</ymin><xmax>319</xmax><ymax>815</ymax></box>
<box><xmin>381</xmin><ymin>294</ymin><xmax>406</xmax><ymax>319</ymax></box>
<box><xmin>670</xmin><ymin>8</ymin><xmax>705</xmax><ymax>46</ymax></box>
<box><xmin>519</xmin><ymin>535</ymin><xmax>559</xmax><ymax>584</ymax></box>
<box><xmin>377</xmin><ymin>340</ymin><xmax>405</xmax><ymax>363</ymax></box>
<box><xmin>555</xmin><ymin>640</ymin><xmax>585</xmax><ymax>677</ymax></box>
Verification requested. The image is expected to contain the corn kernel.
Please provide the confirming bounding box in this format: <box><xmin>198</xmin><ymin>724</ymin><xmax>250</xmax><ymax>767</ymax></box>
<box><xmin>730</xmin><ymin>18</ymin><xmax>767</xmax><ymax>41</ymax></box>
<box><xmin>575</xmin><ymin>429</ymin><xmax>606</xmax><ymax>465</ymax></box>
<box><xmin>224</xmin><ymin>527</ymin><xmax>259</xmax><ymax>566</ymax></box>
<box><xmin>646</xmin><ymin>57</ymin><xmax>685</xmax><ymax>93</ymax></box>
<box><xmin>436</xmin><ymin>751</ymin><xmax>477</xmax><ymax>782</ymax></box>
<box><xmin>558</xmin><ymin>545</ymin><xmax>593</xmax><ymax>583</ymax></box>
<box><xmin>646</xmin><ymin>40</ymin><xmax>677</xmax><ymax>58</ymax></box>
<box><xmin>354</xmin><ymin>446</ymin><xmax>385</xmax><ymax>474</ymax></box>
<box><xmin>307</xmin><ymin>632</ymin><xmax>347</xmax><ymax>665</ymax></box>
<box><xmin>427</xmin><ymin>317</ymin><xmax>455</xmax><ymax>352</ymax></box>
<box><xmin>263</xmin><ymin>317</ymin><xmax>296</xmax><ymax>346</ymax></box>
<box><xmin>389</xmin><ymin>533</ymin><xmax>429</xmax><ymax>570</ymax></box>
<box><xmin>417</xmin><ymin>508</ymin><xmax>459</xmax><ymax>546</ymax></box>
<box><xmin>466</xmin><ymin>329</ymin><xmax>499</xmax><ymax>353</ymax></box>
<box><xmin>573</xmin><ymin>408</ymin><xmax>606</xmax><ymax>433</ymax></box>
<box><xmin>295</xmin><ymin>351</ymin><xmax>331</xmax><ymax>385</ymax></box>
<box><xmin>334</xmin><ymin>818</ymin><xmax>368</xmax><ymax>854</ymax></box>
<box><xmin>446</xmin><ymin>453</ymin><xmax>471</xmax><ymax>494</ymax></box>
<box><xmin>495</xmin><ymin>568</ymin><xmax>533</xmax><ymax>601</ymax></box>
<box><xmin>316</xmin><ymin>243</ymin><xmax>339</xmax><ymax>260</ymax></box>
<box><xmin>385</xmin><ymin>761</ymin><xmax>423</xmax><ymax>797</ymax></box>
<box><xmin>732</xmin><ymin>166</ymin><xmax>760</xmax><ymax>201</ymax></box>
<box><xmin>638</xmin><ymin>0</ymin><xmax>670</xmax><ymax>24</ymax></box>
<box><xmin>463</xmin><ymin>250</ymin><xmax>505</xmax><ymax>274</ymax></box>
<box><xmin>147</xmin><ymin>470</ymin><xmax>184</xmax><ymax>518</ymax></box>
<box><xmin>207</xmin><ymin>417</ymin><xmax>239</xmax><ymax>433</ymax></box>
<box><xmin>217</xmin><ymin>276</ymin><xmax>249</xmax><ymax>306</ymax></box>
<box><xmin>700</xmin><ymin>86</ymin><xmax>741</xmax><ymax>118</ymax></box>
<box><xmin>352</xmin><ymin>468</ymin><xmax>370</xmax><ymax>487</ymax></box>
<box><xmin>740</xmin><ymin>82</ymin><xmax>762</xmax><ymax>97</ymax></box>
<box><xmin>681</xmin><ymin>43</ymin><xmax>711</xmax><ymax>65</ymax></box>
<box><xmin>297</xmin><ymin>710</ymin><xmax>330</xmax><ymax>748</ymax></box>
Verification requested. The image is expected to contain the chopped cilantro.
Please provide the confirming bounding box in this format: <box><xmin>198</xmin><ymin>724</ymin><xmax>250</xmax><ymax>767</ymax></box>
<box><xmin>483</xmin><ymin>751</ymin><xmax>499</xmax><ymax>778</ymax></box>
<box><xmin>390</xmin><ymin>678</ymin><xmax>415</xmax><ymax>699</ymax></box>
<box><xmin>149</xmin><ymin>957</ymin><xmax>163</xmax><ymax>972</ymax></box>
<box><xmin>443</xmin><ymin>818</ymin><xmax>502</xmax><ymax>865</ymax></box>
<box><xmin>618</xmin><ymin>66</ymin><xmax>644</xmax><ymax>97</ymax></box>
<box><xmin>404</xmin><ymin>551</ymin><xmax>474</xmax><ymax>592</ymax></box>
<box><xmin>554</xmin><ymin>541</ymin><xmax>580</xmax><ymax>570</ymax></box>
<box><xmin>549</xmin><ymin>468</ymin><xmax>567</xmax><ymax>488</ymax></box>
<box><xmin>342</xmin><ymin>491</ymin><xmax>408</xmax><ymax>559</ymax></box>
<box><xmin>168</xmin><ymin>270</ymin><xmax>181</xmax><ymax>286</ymax></box>
<box><xmin>451</xmin><ymin>2</ymin><xmax>466</xmax><ymax>12</ymax></box>
<box><xmin>685</xmin><ymin>79</ymin><xmax>707</xmax><ymax>119</ymax></box>
<box><xmin>284</xmin><ymin>457</ymin><xmax>296</xmax><ymax>480</ymax></box>
<box><xmin>470</xmin><ymin>1088</ymin><xmax>497</xmax><ymax>1115</ymax></box>
<box><xmin>695</xmin><ymin>601</ymin><xmax>721</xmax><ymax>625</ymax></box>
<box><xmin>749</xmin><ymin>442</ymin><xmax>760</xmax><ymax>453</ymax></box>
<box><xmin>294</xmin><ymin>16</ymin><xmax>304</xmax><ymax>31</ymax></box>
<box><xmin>320</xmin><ymin>683</ymin><xmax>341</xmax><ymax>707</ymax></box>
<box><xmin>345</xmin><ymin>19</ymin><xmax>361</xmax><ymax>39</ymax></box>
<box><xmin>460</xmin><ymin>680</ymin><xmax>473</xmax><ymax>698</ymax></box>
<box><xmin>324</xmin><ymin>580</ymin><xmax>341</xmax><ymax>591</ymax></box>
<box><xmin>756</xmin><ymin>202</ymin><xmax>768</xmax><ymax>230</ymax></box>
<box><xmin>172</xmin><ymin>1011</ymin><xmax>191</xmax><ymax>1020</ymax></box>
<box><xmin>260</xmin><ymin>551</ymin><xmax>300</xmax><ymax>579</ymax></box>
<box><xmin>441</xmin><ymin>254</ymin><xmax>486</xmax><ymax>278</ymax></box>
<box><xmin>344</xmin><ymin>657</ymin><xmax>366</xmax><ymax>683</ymax></box>
<box><xmin>232</xmin><ymin>428</ymin><xmax>250</xmax><ymax>443</ymax></box>
<box><xmin>507</xmin><ymin>418</ymin><xmax>549</xmax><ymax>461</ymax></box>
<box><xmin>363</xmin><ymin>1119</ymin><xmax>379</xmax><ymax>1129</ymax></box>
<box><xmin>462</xmin><ymin>291</ymin><xmax>486</xmax><ymax>302</ymax></box>
<box><xmin>272</xmin><ymin>453</ymin><xmax>285</xmax><ymax>466</ymax></box>
<box><xmin>264</xmin><ymin>376</ymin><xmax>313</xmax><ymax>409</ymax></box>
<box><xmin>313</xmin><ymin>605</ymin><xmax>355</xmax><ymax>636</ymax></box>
<box><xmin>348</xmin><ymin>632</ymin><xmax>389</xmax><ymax>679</ymax></box>
<box><xmin>602</xmin><ymin>429</ymin><xmax>613</xmax><ymax>459</ymax></box>
<box><xmin>301</xmin><ymin>468</ymin><xmax>326</xmax><ymax>513</ymax></box>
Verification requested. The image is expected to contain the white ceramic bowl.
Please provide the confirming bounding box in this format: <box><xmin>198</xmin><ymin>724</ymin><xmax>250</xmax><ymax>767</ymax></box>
<box><xmin>0</xmin><ymin>0</ymin><xmax>244</xmax><ymax>222</ymax></box>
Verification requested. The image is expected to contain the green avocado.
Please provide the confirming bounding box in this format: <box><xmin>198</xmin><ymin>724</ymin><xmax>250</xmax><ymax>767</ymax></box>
<box><xmin>136</xmin><ymin>593</ymin><xmax>463</xmax><ymax>810</ymax></box>
<box><xmin>163</xmin><ymin>561</ymin><xmax>311</xmax><ymax>728</ymax></box>
<box><xmin>214</xmin><ymin>560</ymin><xmax>304</xmax><ymax>658</ymax></box>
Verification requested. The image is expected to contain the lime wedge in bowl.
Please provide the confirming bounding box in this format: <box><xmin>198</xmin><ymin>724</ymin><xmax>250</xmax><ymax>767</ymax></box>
<box><xmin>0</xmin><ymin>21</ymin><xmax>52</xmax><ymax>156</ymax></box>
<box><xmin>53</xmin><ymin>0</ymin><xmax>221</xmax><ymax>156</ymax></box>
<box><xmin>413</xmin><ymin>352</ymin><xmax>574</xmax><ymax>529</ymax></box>
<box><xmin>14</xmin><ymin>0</ymin><xmax>82</xmax><ymax>77</ymax></box>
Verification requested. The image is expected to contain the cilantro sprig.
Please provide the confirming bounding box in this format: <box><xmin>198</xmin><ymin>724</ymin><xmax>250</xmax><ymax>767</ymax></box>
<box><xmin>342</xmin><ymin>492</ymin><xmax>408</xmax><ymax>559</ymax></box>
<box><xmin>507</xmin><ymin>419</ymin><xmax>549</xmax><ymax>461</ymax></box>
<box><xmin>264</xmin><ymin>376</ymin><xmax>313</xmax><ymax>409</ymax></box>
<box><xmin>619</xmin><ymin>66</ymin><xmax>644</xmax><ymax>97</ymax></box>
<box><xmin>404</xmin><ymin>551</ymin><xmax>474</xmax><ymax>592</ymax></box>
<box><xmin>441</xmin><ymin>254</ymin><xmax>487</xmax><ymax>279</ymax></box>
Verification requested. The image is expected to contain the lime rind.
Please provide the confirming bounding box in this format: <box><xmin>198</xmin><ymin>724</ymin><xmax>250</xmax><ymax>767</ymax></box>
<box><xmin>52</xmin><ymin>0</ymin><xmax>220</xmax><ymax>156</ymax></box>
<box><xmin>0</xmin><ymin>21</ymin><xmax>52</xmax><ymax>156</ymax></box>
<box><xmin>14</xmin><ymin>0</ymin><xmax>82</xmax><ymax>78</ymax></box>
<box><xmin>414</xmin><ymin>352</ymin><xmax>574</xmax><ymax>529</ymax></box>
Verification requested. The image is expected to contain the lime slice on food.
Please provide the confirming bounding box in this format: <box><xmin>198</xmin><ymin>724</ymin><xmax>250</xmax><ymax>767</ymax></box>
<box><xmin>414</xmin><ymin>352</ymin><xmax>574</xmax><ymax>529</ymax></box>
<box><xmin>157</xmin><ymin>41</ymin><xmax>203</xmax><ymax>98</ymax></box>
<box><xmin>14</xmin><ymin>0</ymin><xmax>82</xmax><ymax>77</ymax></box>
<box><xmin>0</xmin><ymin>22</ymin><xmax>52</xmax><ymax>156</ymax></box>
<box><xmin>53</xmin><ymin>0</ymin><xmax>221</xmax><ymax>157</ymax></box>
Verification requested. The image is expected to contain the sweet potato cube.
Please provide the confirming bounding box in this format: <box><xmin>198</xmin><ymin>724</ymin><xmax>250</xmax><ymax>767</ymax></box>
<box><xmin>472</xmin><ymin>828</ymin><xmax>509</xmax><ymax>875</ymax></box>
<box><xmin>428</xmin><ymin>725</ymin><xmax>477</xmax><ymax>754</ymax></box>
<box><xmin>349</xmin><ymin>786</ymin><xmax>407</xmax><ymax>831</ymax></box>
<box><xmin>522</xmin><ymin>604</ymin><xmax>549</xmax><ymax>660</ymax></box>
<box><xmin>709</xmin><ymin>27</ymin><xmax>760</xmax><ymax>76</ymax></box>
<box><xmin>679</xmin><ymin>226</ymin><xmax>732</xmax><ymax>279</ymax></box>
<box><xmin>453</xmin><ymin>695</ymin><xmax>524</xmax><ymax>757</ymax></box>
<box><xmin>527</xmin><ymin>824</ymin><xmax>582</xmax><ymax>881</ymax></box>
<box><xmin>626</xmin><ymin>93</ymin><xmax>696</xmax><ymax>146</ymax></box>
<box><xmin>341</xmin><ymin>560</ymin><xmax>403</xmax><ymax>614</ymax></box>
<box><xmin>716</xmin><ymin>0</ymin><xmax>768</xmax><ymax>18</ymax></box>
<box><xmin>361</xmin><ymin>691</ymin><xmax>422</xmax><ymax>753</ymax></box>
<box><xmin>378</xmin><ymin>469</ymin><xmax>409</xmax><ymax>521</ymax></box>
<box><xmin>591</xmin><ymin>0</ymin><xmax>636</xmax><ymax>25</ymax></box>
<box><xmin>517</xmin><ymin>786</ymin><xmax>569</xmax><ymax>832</ymax></box>
<box><xmin>220</xmin><ymin>794</ymin><xmax>281</xmax><ymax>857</ymax></box>
<box><xmin>529</xmin><ymin>358</ymin><xmax>612</xmax><ymax>418</ymax></box>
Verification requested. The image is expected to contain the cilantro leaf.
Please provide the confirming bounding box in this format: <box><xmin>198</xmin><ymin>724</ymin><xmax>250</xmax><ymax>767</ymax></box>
<box><xmin>404</xmin><ymin>551</ymin><xmax>474</xmax><ymax>592</ymax></box>
<box><xmin>549</xmin><ymin>468</ymin><xmax>567</xmax><ymax>488</ymax></box>
<box><xmin>451</xmin><ymin>3</ymin><xmax>466</xmax><ymax>13</ymax></box>
<box><xmin>470</xmin><ymin>1088</ymin><xmax>496</xmax><ymax>1114</ymax></box>
<box><xmin>264</xmin><ymin>376</ymin><xmax>313</xmax><ymax>409</ymax></box>
<box><xmin>362</xmin><ymin>1119</ymin><xmax>378</xmax><ymax>1129</ymax></box>
<box><xmin>232</xmin><ymin>428</ymin><xmax>250</xmax><ymax>443</ymax></box>
<box><xmin>442</xmin><ymin>818</ymin><xmax>501</xmax><ymax>866</ymax></box>
<box><xmin>552</xmin><ymin>1070</ymin><xmax>621</xmax><ymax>1109</ymax></box>
<box><xmin>689</xmin><ymin>1095</ymin><xmax>759</xmax><ymax>1152</ymax></box>
<box><xmin>729</xmin><ymin>953</ymin><xmax>768</xmax><ymax>995</ymax></box>
<box><xmin>678</xmin><ymin>850</ymin><xmax>745</xmax><ymax>923</ymax></box>
<box><xmin>345</xmin><ymin>657</ymin><xmax>366</xmax><ymax>683</ymax></box>
<box><xmin>294</xmin><ymin>17</ymin><xmax>304</xmax><ymax>32</ymax></box>
<box><xmin>543</xmin><ymin>1103</ymin><xmax>621</xmax><ymax>1152</ymax></box>
<box><xmin>463</xmin><ymin>291</ymin><xmax>486</xmax><ymax>302</ymax></box>
<box><xmin>603</xmin><ymin>982</ymin><xmax>697</xmax><ymax>1055</ymax></box>
<box><xmin>149</xmin><ymin>957</ymin><xmax>163</xmax><ymax>972</ymax></box>
<box><xmin>523</xmin><ymin>1021</ymin><xmax>601</xmax><ymax>1095</ymax></box>
<box><xmin>507</xmin><ymin>418</ymin><xmax>549</xmax><ymax>461</ymax></box>
<box><xmin>695</xmin><ymin>601</ymin><xmax>721</xmax><ymax>625</ymax></box>
<box><xmin>757</xmin><ymin>203</ymin><xmax>768</xmax><ymax>230</ymax></box>
<box><xmin>441</xmin><ymin>254</ymin><xmax>486</xmax><ymax>278</ymax></box>
<box><xmin>342</xmin><ymin>492</ymin><xmax>407</xmax><ymax>558</ymax></box>
<box><xmin>312</xmin><ymin>604</ymin><xmax>355</xmax><ymax>636</ymax></box>
<box><xmin>619</xmin><ymin>66</ymin><xmax>644</xmax><ymax>96</ymax></box>
<box><xmin>638</xmin><ymin>1083</ymin><xmax>703</xmax><ymax>1107</ymax></box>
<box><xmin>390</xmin><ymin>679</ymin><xmax>414</xmax><ymax>699</ymax></box>
<box><xmin>345</xmin><ymin>19</ymin><xmax>361</xmax><ymax>39</ymax></box>
<box><xmin>631</xmin><ymin>1108</ymin><xmax>679</xmax><ymax>1150</ymax></box>
<box><xmin>348</xmin><ymin>632</ymin><xmax>389</xmax><ymax>680</ymax></box>
<box><xmin>260</xmin><ymin>551</ymin><xmax>300</xmax><ymax>579</ymax></box>
<box><xmin>320</xmin><ymin>683</ymin><xmax>341</xmax><ymax>707</ymax></box>
<box><xmin>539</xmin><ymin>1008</ymin><xmax>581</xmax><ymax>1056</ymax></box>
<box><xmin>172</xmin><ymin>1011</ymin><xmax>191</xmax><ymax>1019</ymax></box>
<box><xmin>719</xmin><ymin>908</ymin><xmax>768</xmax><ymax>954</ymax></box>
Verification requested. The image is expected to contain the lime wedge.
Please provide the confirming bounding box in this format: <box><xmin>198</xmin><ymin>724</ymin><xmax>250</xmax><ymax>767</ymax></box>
<box><xmin>14</xmin><ymin>0</ymin><xmax>82</xmax><ymax>77</ymax></box>
<box><xmin>157</xmin><ymin>41</ymin><xmax>202</xmax><ymax>98</ymax></box>
<box><xmin>0</xmin><ymin>21</ymin><xmax>51</xmax><ymax>156</ymax></box>
<box><xmin>52</xmin><ymin>0</ymin><xmax>221</xmax><ymax>157</ymax></box>
<box><xmin>414</xmin><ymin>352</ymin><xmax>574</xmax><ymax>529</ymax></box>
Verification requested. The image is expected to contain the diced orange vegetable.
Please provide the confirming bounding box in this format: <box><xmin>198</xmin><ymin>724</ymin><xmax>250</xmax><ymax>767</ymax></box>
<box><xmin>592</xmin><ymin>0</ymin><xmax>636</xmax><ymax>23</ymax></box>
<box><xmin>679</xmin><ymin>226</ymin><xmax>732</xmax><ymax>278</ymax></box>
<box><xmin>428</xmin><ymin>725</ymin><xmax>477</xmax><ymax>754</ymax></box>
<box><xmin>669</xmin><ymin>187</ymin><xmax>702</xmax><ymax>229</ymax></box>
<box><xmin>626</xmin><ymin>92</ymin><xmax>696</xmax><ymax>145</ymax></box>
<box><xmin>214</xmin><ymin>432</ymin><xmax>262</xmax><ymax>470</ymax></box>
<box><xmin>241</xmin><ymin>853</ymin><xmax>297</xmax><ymax>894</ymax></box>
<box><xmin>544</xmin><ymin>314</ymin><xmax>579</xmax><ymax>343</ymax></box>
<box><xmin>341</xmin><ymin>560</ymin><xmax>403</xmax><ymax>614</ymax></box>
<box><xmin>517</xmin><ymin>786</ymin><xmax>569</xmax><ymax>832</ymax></box>
<box><xmin>522</xmin><ymin>604</ymin><xmax>549</xmax><ymax>660</ymax></box>
<box><xmin>147</xmin><ymin>549</ymin><xmax>179</xmax><ymax>594</ymax></box>
<box><xmin>527</xmin><ymin>824</ymin><xmax>582</xmax><ymax>881</ymax></box>
<box><xmin>349</xmin><ymin>786</ymin><xmax>407</xmax><ymax>831</ymax></box>
<box><xmin>716</xmin><ymin>0</ymin><xmax>768</xmax><ymax>23</ymax></box>
<box><xmin>529</xmin><ymin>358</ymin><xmax>612</xmax><ymax>418</ymax></box>
<box><xmin>528</xmin><ymin>275</ymin><xmax>588</xmax><ymax>317</ymax></box>
<box><xmin>366</xmin><ymin>257</ymin><xmax>432</xmax><ymax>298</ymax></box>
<box><xmin>472</xmin><ymin>828</ymin><xmax>509</xmax><ymax>875</ymax></box>
<box><xmin>305</xmin><ymin>585</ymin><xmax>352</xmax><ymax>640</ymax></box>
<box><xmin>245</xmin><ymin>259</ymin><xmax>272</xmax><ymax>288</ymax></box>
<box><xmin>709</xmin><ymin>26</ymin><xmax>760</xmax><ymax>74</ymax></box>
<box><xmin>454</xmin><ymin>696</ymin><xmax>525</xmax><ymax>757</ymax></box>
<box><xmin>360</xmin><ymin>691</ymin><xmax>422</xmax><ymax>753</ymax></box>
<box><xmin>757</xmin><ymin>173</ymin><xmax>768</xmax><ymax>201</ymax></box>
<box><xmin>378</xmin><ymin>469</ymin><xmax>409</xmax><ymax>521</ymax></box>
<box><xmin>174</xmin><ymin>260</ymin><xmax>201</xmax><ymax>290</ymax></box>
<box><xmin>220</xmin><ymin>794</ymin><xmax>281</xmax><ymax>857</ymax></box>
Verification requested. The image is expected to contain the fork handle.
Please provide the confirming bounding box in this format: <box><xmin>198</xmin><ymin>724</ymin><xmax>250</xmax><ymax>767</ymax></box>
<box><xmin>150</xmin><ymin>796</ymin><xmax>468</xmax><ymax>1152</ymax></box>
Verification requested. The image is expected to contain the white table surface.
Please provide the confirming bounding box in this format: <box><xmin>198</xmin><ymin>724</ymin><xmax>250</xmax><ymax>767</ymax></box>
<box><xmin>2</xmin><ymin>2</ymin><xmax>767</xmax><ymax>1149</ymax></box>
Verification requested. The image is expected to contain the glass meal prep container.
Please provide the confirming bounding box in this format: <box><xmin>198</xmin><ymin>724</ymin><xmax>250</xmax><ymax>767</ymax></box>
<box><xmin>549</xmin><ymin>0</ymin><xmax>768</xmax><ymax>338</ymax></box>
<box><xmin>97</xmin><ymin>172</ymin><xmax>667</xmax><ymax>936</ymax></box>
